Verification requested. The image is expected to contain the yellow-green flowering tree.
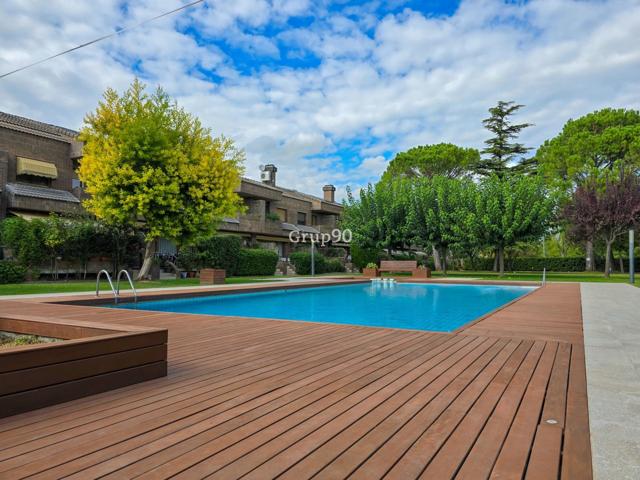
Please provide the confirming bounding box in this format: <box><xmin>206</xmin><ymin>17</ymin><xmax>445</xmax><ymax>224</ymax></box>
<box><xmin>78</xmin><ymin>79</ymin><xmax>244</xmax><ymax>279</ymax></box>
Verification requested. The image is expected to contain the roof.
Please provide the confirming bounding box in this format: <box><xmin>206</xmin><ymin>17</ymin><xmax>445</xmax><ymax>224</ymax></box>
<box><xmin>5</xmin><ymin>183</ymin><xmax>81</xmax><ymax>203</ymax></box>
<box><xmin>277</xmin><ymin>185</ymin><xmax>341</xmax><ymax>207</ymax></box>
<box><xmin>0</xmin><ymin>111</ymin><xmax>79</xmax><ymax>142</ymax></box>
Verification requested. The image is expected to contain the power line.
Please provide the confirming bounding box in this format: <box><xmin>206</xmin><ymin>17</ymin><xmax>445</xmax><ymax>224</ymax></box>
<box><xmin>0</xmin><ymin>0</ymin><xmax>205</xmax><ymax>80</ymax></box>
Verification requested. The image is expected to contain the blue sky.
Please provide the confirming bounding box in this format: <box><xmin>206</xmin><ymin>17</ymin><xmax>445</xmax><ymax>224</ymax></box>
<box><xmin>1</xmin><ymin>0</ymin><xmax>639</xmax><ymax>199</ymax></box>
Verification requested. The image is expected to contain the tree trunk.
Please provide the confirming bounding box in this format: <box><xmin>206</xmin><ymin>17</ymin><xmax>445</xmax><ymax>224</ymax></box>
<box><xmin>498</xmin><ymin>246</ymin><xmax>505</xmax><ymax>276</ymax></box>
<box><xmin>619</xmin><ymin>256</ymin><xmax>625</xmax><ymax>274</ymax></box>
<box><xmin>585</xmin><ymin>239</ymin><xmax>595</xmax><ymax>272</ymax></box>
<box><xmin>492</xmin><ymin>249</ymin><xmax>499</xmax><ymax>272</ymax></box>
<box><xmin>440</xmin><ymin>247</ymin><xmax>447</xmax><ymax>275</ymax></box>
<box><xmin>136</xmin><ymin>239</ymin><xmax>156</xmax><ymax>281</ymax></box>
<box><xmin>604</xmin><ymin>240</ymin><xmax>613</xmax><ymax>277</ymax></box>
<box><xmin>432</xmin><ymin>245</ymin><xmax>442</xmax><ymax>271</ymax></box>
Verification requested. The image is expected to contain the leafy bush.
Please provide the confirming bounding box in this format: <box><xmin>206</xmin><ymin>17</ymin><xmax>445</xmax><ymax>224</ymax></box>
<box><xmin>236</xmin><ymin>249</ymin><xmax>279</xmax><ymax>276</ymax></box>
<box><xmin>460</xmin><ymin>256</ymin><xmax>640</xmax><ymax>272</ymax></box>
<box><xmin>289</xmin><ymin>252</ymin><xmax>323</xmax><ymax>275</ymax></box>
<box><xmin>289</xmin><ymin>252</ymin><xmax>345</xmax><ymax>274</ymax></box>
<box><xmin>325</xmin><ymin>258</ymin><xmax>346</xmax><ymax>273</ymax></box>
<box><xmin>350</xmin><ymin>244</ymin><xmax>380</xmax><ymax>269</ymax></box>
<box><xmin>366</xmin><ymin>262</ymin><xmax>377</xmax><ymax>269</ymax></box>
<box><xmin>194</xmin><ymin>235</ymin><xmax>242</xmax><ymax>273</ymax></box>
<box><xmin>0</xmin><ymin>261</ymin><xmax>27</xmax><ymax>284</ymax></box>
<box><xmin>0</xmin><ymin>217</ymin><xmax>46</xmax><ymax>270</ymax></box>
<box><xmin>176</xmin><ymin>247</ymin><xmax>201</xmax><ymax>272</ymax></box>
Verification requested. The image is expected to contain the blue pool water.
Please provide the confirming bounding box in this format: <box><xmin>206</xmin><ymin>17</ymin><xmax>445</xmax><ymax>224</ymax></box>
<box><xmin>116</xmin><ymin>282</ymin><xmax>534</xmax><ymax>332</ymax></box>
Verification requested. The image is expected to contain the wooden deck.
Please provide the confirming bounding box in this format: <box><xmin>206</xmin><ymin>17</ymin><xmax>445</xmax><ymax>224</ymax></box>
<box><xmin>0</xmin><ymin>282</ymin><xmax>592</xmax><ymax>479</ymax></box>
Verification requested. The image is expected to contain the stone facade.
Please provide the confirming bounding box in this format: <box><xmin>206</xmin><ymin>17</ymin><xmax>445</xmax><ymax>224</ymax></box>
<box><xmin>0</xmin><ymin>111</ymin><xmax>82</xmax><ymax>218</ymax></box>
<box><xmin>216</xmin><ymin>165</ymin><xmax>344</xmax><ymax>259</ymax></box>
<box><xmin>0</xmin><ymin>113</ymin><xmax>344</xmax><ymax>260</ymax></box>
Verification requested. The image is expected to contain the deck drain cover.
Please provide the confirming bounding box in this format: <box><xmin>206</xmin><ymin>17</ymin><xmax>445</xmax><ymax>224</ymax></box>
<box><xmin>545</xmin><ymin>419</ymin><xmax>558</xmax><ymax>425</ymax></box>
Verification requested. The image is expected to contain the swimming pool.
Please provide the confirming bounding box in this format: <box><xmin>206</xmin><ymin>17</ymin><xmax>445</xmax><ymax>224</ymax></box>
<box><xmin>117</xmin><ymin>282</ymin><xmax>535</xmax><ymax>332</ymax></box>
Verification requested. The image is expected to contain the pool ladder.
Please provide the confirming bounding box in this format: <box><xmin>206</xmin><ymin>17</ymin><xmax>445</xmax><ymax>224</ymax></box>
<box><xmin>96</xmin><ymin>270</ymin><xmax>138</xmax><ymax>304</ymax></box>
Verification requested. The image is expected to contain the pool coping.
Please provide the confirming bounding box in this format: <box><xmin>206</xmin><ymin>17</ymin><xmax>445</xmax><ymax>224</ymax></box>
<box><xmin>41</xmin><ymin>277</ymin><xmax>541</xmax><ymax>335</ymax></box>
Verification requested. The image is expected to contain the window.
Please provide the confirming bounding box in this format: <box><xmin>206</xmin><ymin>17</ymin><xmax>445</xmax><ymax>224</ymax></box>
<box><xmin>265</xmin><ymin>201</ymin><xmax>271</xmax><ymax>214</ymax></box>
<box><xmin>297</xmin><ymin>212</ymin><xmax>307</xmax><ymax>225</ymax></box>
<box><xmin>311</xmin><ymin>214</ymin><xmax>318</xmax><ymax>226</ymax></box>
<box><xmin>276</xmin><ymin>208</ymin><xmax>287</xmax><ymax>222</ymax></box>
<box><xmin>17</xmin><ymin>174</ymin><xmax>51</xmax><ymax>187</ymax></box>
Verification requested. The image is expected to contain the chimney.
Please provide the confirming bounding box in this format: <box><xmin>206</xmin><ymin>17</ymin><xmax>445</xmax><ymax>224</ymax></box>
<box><xmin>261</xmin><ymin>164</ymin><xmax>277</xmax><ymax>186</ymax></box>
<box><xmin>323</xmin><ymin>184</ymin><xmax>336</xmax><ymax>203</ymax></box>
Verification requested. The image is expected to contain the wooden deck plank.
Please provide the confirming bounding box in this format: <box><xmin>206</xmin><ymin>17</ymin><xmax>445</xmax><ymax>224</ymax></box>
<box><xmin>0</xmin><ymin>281</ymin><xmax>592</xmax><ymax>479</ymax></box>
<box><xmin>42</xmin><ymin>332</ymin><xmax>453</xmax><ymax>479</ymax></box>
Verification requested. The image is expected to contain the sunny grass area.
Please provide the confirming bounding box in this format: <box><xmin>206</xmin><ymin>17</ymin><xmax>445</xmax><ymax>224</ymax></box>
<box><xmin>386</xmin><ymin>270</ymin><xmax>640</xmax><ymax>286</ymax></box>
<box><xmin>0</xmin><ymin>276</ymin><xmax>281</xmax><ymax>296</ymax></box>
<box><xmin>0</xmin><ymin>270</ymin><xmax>637</xmax><ymax>296</ymax></box>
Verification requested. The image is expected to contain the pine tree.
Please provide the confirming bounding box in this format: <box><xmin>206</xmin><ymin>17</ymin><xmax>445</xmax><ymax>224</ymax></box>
<box><xmin>477</xmin><ymin>101</ymin><xmax>534</xmax><ymax>177</ymax></box>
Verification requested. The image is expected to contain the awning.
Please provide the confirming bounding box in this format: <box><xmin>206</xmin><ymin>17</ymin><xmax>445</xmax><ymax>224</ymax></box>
<box><xmin>256</xmin><ymin>235</ymin><xmax>288</xmax><ymax>242</ymax></box>
<box><xmin>16</xmin><ymin>157</ymin><xmax>58</xmax><ymax>179</ymax></box>
<box><xmin>8</xmin><ymin>210</ymin><xmax>49</xmax><ymax>221</ymax></box>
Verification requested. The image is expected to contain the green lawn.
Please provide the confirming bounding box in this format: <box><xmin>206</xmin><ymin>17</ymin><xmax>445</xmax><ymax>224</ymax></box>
<box><xmin>0</xmin><ymin>276</ymin><xmax>280</xmax><ymax>296</ymax></box>
<box><xmin>428</xmin><ymin>270</ymin><xmax>640</xmax><ymax>286</ymax></box>
<box><xmin>2</xmin><ymin>270</ymin><xmax>636</xmax><ymax>296</ymax></box>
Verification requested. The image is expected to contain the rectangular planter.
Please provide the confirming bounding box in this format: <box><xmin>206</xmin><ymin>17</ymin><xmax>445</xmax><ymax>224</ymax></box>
<box><xmin>412</xmin><ymin>267</ymin><xmax>432</xmax><ymax>278</ymax></box>
<box><xmin>362</xmin><ymin>267</ymin><xmax>379</xmax><ymax>278</ymax></box>
<box><xmin>0</xmin><ymin>314</ymin><xmax>167</xmax><ymax>418</ymax></box>
<box><xmin>200</xmin><ymin>268</ymin><xmax>226</xmax><ymax>285</ymax></box>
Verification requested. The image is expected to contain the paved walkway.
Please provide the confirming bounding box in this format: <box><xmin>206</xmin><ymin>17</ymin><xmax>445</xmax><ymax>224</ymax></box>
<box><xmin>581</xmin><ymin>283</ymin><xmax>640</xmax><ymax>480</ymax></box>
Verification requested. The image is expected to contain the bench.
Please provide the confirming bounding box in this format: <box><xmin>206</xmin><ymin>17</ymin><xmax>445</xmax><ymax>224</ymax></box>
<box><xmin>378</xmin><ymin>260</ymin><xmax>431</xmax><ymax>278</ymax></box>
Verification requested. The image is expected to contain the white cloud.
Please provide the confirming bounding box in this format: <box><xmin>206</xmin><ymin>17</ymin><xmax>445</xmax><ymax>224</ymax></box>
<box><xmin>1</xmin><ymin>0</ymin><xmax>640</xmax><ymax>202</ymax></box>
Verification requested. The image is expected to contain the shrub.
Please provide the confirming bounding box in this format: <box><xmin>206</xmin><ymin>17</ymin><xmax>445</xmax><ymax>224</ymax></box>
<box><xmin>325</xmin><ymin>258</ymin><xmax>346</xmax><ymax>273</ymax></box>
<box><xmin>0</xmin><ymin>261</ymin><xmax>27</xmax><ymax>284</ymax></box>
<box><xmin>366</xmin><ymin>262</ymin><xmax>377</xmax><ymax>269</ymax></box>
<box><xmin>194</xmin><ymin>235</ymin><xmax>242</xmax><ymax>273</ymax></box>
<box><xmin>289</xmin><ymin>252</ymin><xmax>345</xmax><ymax>274</ymax></box>
<box><xmin>350</xmin><ymin>244</ymin><xmax>380</xmax><ymax>269</ymax></box>
<box><xmin>0</xmin><ymin>217</ymin><xmax>46</xmax><ymax>269</ymax></box>
<box><xmin>460</xmin><ymin>256</ymin><xmax>640</xmax><ymax>272</ymax></box>
<box><xmin>236</xmin><ymin>249</ymin><xmax>279</xmax><ymax>276</ymax></box>
<box><xmin>289</xmin><ymin>252</ymin><xmax>324</xmax><ymax>275</ymax></box>
<box><xmin>176</xmin><ymin>247</ymin><xmax>201</xmax><ymax>272</ymax></box>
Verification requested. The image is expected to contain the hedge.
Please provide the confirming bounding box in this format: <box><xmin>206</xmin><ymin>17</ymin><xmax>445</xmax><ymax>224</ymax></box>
<box><xmin>196</xmin><ymin>235</ymin><xmax>242</xmax><ymax>273</ymax></box>
<box><xmin>0</xmin><ymin>261</ymin><xmax>27</xmax><ymax>284</ymax></box>
<box><xmin>350</xmin><ymin>244</ymin><xmax>380</xmax><ymax>269</ymax></box>
<box><xmin>465</xmin><ymin>256</ymin><xmax>640</xmax><ymax>272</ymax></box>
<box><xmin>289</xmin><ymin>252</ymin><xmax>345</xmax><ymax>274</ymax></box>
<box><xmin>236</xmin><ymin>249</ymin><xmax>279</xmax><ymax>276</ymax></box>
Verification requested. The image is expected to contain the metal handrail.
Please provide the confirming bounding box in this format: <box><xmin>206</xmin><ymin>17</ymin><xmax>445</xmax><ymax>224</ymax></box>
<box><xmin>96</xmin><ymin>270</ymin><xmax>118</xmax><ymax>303</ymax></box>
<box><xmin>116</xmin><ymin>270</ymin><xmax>138</xmax><ymax>303</ymax></box>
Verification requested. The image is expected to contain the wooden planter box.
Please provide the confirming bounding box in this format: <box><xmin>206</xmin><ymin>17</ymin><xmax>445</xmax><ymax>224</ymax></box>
<box><xmin>362</xmin><ymin>267</ymin><xmax>379</xmax><ymax>278</ymax></box>
<box><xmin>412</xmin><ymin>267</ymin><xmax>432</xmax><ymax>278</ymax></box>
<box><xmin>0</xmin><ymin>314</ymin><xmax>167</xmax><ymax>418</ymax></box>
<box><xmin>200</xmin><ymin>268</ymin><xmax>226</xmax><ymax>285</ymax></box>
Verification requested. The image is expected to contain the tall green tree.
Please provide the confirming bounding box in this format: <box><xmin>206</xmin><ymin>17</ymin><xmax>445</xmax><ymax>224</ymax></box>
<box><xmin>78</xmin><ymin>79</ymin><xmax>245</xmax><ymax>280</ymax></box>
<box><xmin>536</xmin><ymin>108</ymin><xmax>640</xmax><ymax>187</ymax></box>
<box><xmin>477</xmin><ymin>101</ymin><xmax>534</xmax><ymax>177</ymax></box>
<box><xmin>475</xmin><ymin>175</ymin><xmax>556</xmax><ymax>275</ymax></box>
<box><xmin>536</xmin><ymin>108</ymin><xmax>640</xmax><ymax>269</ymax></box>
<box><xmin>341</xmin><ymin>180</ymin><xmax>412</xmax><ymax>254</ymax></box>
<box><xmin>409</xmin><ymin>176</ymin><xmax>478</xmax><ymax>274</ymax></box>
<box><xmin>381</xmin><ymin>143</ymin><xmax>480</xmax><ymax>269</ymax></box>
<box><xmin>381</xmin><ymin>143</ymin><xmax>480</xmax><ymax>181</ymax></box>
